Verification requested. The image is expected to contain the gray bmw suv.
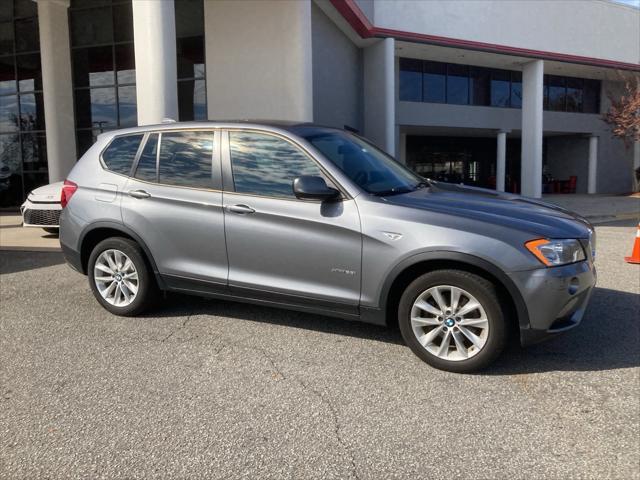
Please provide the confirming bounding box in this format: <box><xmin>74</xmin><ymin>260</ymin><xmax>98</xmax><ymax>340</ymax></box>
<box><xmin>60</xmin><ymin>121</ymin><xmax>596</xmax><ymax>372</ymax></box>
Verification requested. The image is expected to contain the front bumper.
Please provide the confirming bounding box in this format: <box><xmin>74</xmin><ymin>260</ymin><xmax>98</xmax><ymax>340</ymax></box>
<box><xmin>20</xmin><ymin>199</ymin><xmax>61</xmax><ymax>228</ymax></box>
<box><xmin>510</xmin><ymin>260</ymin><xmax>597</xmax><ymax>346</ymax></box>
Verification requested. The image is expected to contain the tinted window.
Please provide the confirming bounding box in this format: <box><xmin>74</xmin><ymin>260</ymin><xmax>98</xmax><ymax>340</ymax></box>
<box><xmin>102</xmin><ymin>134</ymin><xmax>142</xmax><ymax>175</ymax></box>
<box><xmin>399</xmin><ymin>58</ymin><xmax>422</xmax><ymax>102</ymax></box>
<box><xmin>490</xmin><ymin>69</ymin><xmax>510</xmax><ymax>107</ymax></box>
<box><xmin>547</xmin><ymin>75</ymin><xmax>566</xmax><ymax>111</ymax></box>
<box><xmin>158</xmin><ymin>131</ymin><xmax>214</xmax><ymax>189</ymax></box>
<box><xmin>134</xmin><ymin>133</ymin><xmax>158</xmax><ymax>182</ymax></box>
<box><xmin>566</xmin><ymin>77</ymin><xmax>583</xmax><ymax>113</ymax></box>
<box><xmin>583</xmin><ymin>79</ymin><xmax>600</xmax><ymax>114</ymax></box>
<box><xmin>424</xmin><ymin>61</ymin><xmax>446</xmax><ymax>103</ymax></box>
<box><xmin>229</xmin><ymin>132</ymin><xmax>323</xmax><ymax>198</ymax></box>
<box><xmin>469</xmin><ymin>66</ymin><xmax>490</xmax><ymax>106</ymax></box>
<box><xmin>446</xmin><ymin>64</ymin><xmax>468</xmax><ymax>105</ymax></box>
<box><xmin>510</xmin><ymin>72</ymin><xmax>522</xmax><ymax>108</ymax></box>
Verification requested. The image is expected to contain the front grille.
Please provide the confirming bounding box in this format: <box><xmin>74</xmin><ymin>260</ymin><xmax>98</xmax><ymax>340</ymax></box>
<box><xmin>23</xmin><ymin>208</ymin><xmax>61</xmax><ymax>226</ymax></box>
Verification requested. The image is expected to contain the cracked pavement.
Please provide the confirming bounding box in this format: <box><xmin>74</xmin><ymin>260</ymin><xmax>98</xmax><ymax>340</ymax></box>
<box><xmin>1</xmin><ymin>219</ymin><xmax>639</xmax><ymax>479</ymax></box>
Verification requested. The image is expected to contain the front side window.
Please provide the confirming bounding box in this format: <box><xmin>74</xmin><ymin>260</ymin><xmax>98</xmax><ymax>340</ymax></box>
<box><xmin>102</xmin><ymin>133</ymin><xmax>142</xmax><ymax>175</ymax></box>
<box><xmin>158</xmin><ymin>131</ymin><xmax>214</xmax><ymax>189</ymax></box>
<box><xmin>301</xmin><ymin>130</ymin><xmax>422</xmax><ymax>196</ymax></box>
<box><xmin>229</xmin><ymin>131</ymin><xmax>324</xmax><ymax>198</ymax></box>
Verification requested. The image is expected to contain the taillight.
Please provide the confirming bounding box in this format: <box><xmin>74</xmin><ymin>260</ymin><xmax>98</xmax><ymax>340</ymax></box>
<box><xmin>61</xmin><ymin>180</ymin><xmax>78</xmax><ymax>208</ymax></box>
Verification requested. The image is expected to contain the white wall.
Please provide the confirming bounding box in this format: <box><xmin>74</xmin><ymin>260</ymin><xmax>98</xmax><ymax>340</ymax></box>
<box><xmin>372</xmin><ymin>0</ymin><xmax>640</xmax><ymax>66</ymax></box>
<box><xmin>204</xmin><ymin>0</ymin><xmax>313</xmax><ymax>122</ymax></box>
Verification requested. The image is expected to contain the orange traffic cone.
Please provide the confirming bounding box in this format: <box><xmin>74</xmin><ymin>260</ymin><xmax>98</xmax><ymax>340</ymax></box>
<box><xmin>625</xmin><ymin>223</ymin><xmax>640</xmax><ymax>264</ymax></box>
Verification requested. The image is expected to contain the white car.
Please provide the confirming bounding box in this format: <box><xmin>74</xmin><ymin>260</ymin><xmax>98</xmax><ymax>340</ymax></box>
<box><xmin>20</xmin><ymin>181</ymin><xmax>64</xmax><ymax>234</ymax></box>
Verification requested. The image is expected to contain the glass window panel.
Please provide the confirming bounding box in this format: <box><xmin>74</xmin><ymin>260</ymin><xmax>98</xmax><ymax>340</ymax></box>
<box><xmin>566</xmin><ymin>77</ymin><xmax>583</xmax><ymax>113</ymax></box>
<box><xmin>176</xmin><ymin>36</ymin><xmax>205</xmax><ymax>80</ymax></box>
<box><xmin>158</xmin><ymin>131</ymin><xmax>214</xmax><ymax>189</ymax></box>
<box><xmin>177</xmin><ymin>79</ymin><xmax>206</xmax><ymax>121</ymax></box>
<box><xmin>102</xmin><ymin>133</ymin><xmax>142</xmax><ymax>175</ymax></box>
<box><xmin>134</xmin><ymin>133</ymin><xmax>158</xmax><ymax>182</ymax></box>
<box><xmin>399</xmin><ymin>58</ymin><xmax>422</xmax><ymax>102</ymax></box>
<box><xmin>19</xmin><ymin>92</ymin><xmax>44</xmax><ymax>130</ymax></box>
<box><xmin>0</xmin><ymin>133</ymin><xmax>23</xmax><ymax>206</ymax></box>
<box><xmin>0</xmin><ymin>21</ymin><xmax>13</xmax><ymax>55</ymax></box>
<box><xmin>17</xmin><ymin>53</ymin><xmax>42</xmax><ymax>92</ymax></box>
<box><xmin>510</xmin><ymin>71</ymin><xmax>522</xmax><ymax>108</ymax></box>
<box><xmin>115</xmin><ymin>43</ymin><xmax>135</xmax><ymax>84</ymax></box>
<box><xmin>423</xmin><ymin>61</ymin><xmax>446</xmax><ymax>103</ymax></box>
<box><xmin>0</xmin><ymin>55</ymin><xmax>16</xmax><ymax>94</ymax></box>
<box><xmin>70</xmin><ymin>6</ymin><xmax>113</xmax><ymax>47</ymax></box>
<box><xmin>446</xmin><ymin>64</ymin><xmax>469</xmax><ymax>105</ymax></box>
<box><xmin>546</xmin><ymin>75</ymin><xmax>566</xmax><ymax>111</ymax></box>
<box><xmin>469</xmin><ymin>66</ymin><xmax>490</xmax><ymax>106</ymax></box>
<box><xmin>90</xmin><ymin>87</ymin><xmax>116</xmax><ymax>129</ymax></box>
<box><xmin>0</xmin><ymin>94</ymin><xmax>18</xmax><ymax>132</ymax></box>
<box><xmin>490</xmin><ymin>69</ymin><xmax>510</xmax><ymax>107</ymax></box>
<box><xmin>14</xmin><ymin>17</ymin><xmax>38</xmax><ymax>52</ymax></box>
<box><xmin>175</xmin><ymin>0</ymin><xmax>204</xmax><ymax>38</ymax></box>
<box><xmin>23</xmin><ymin>172</ymin><xmax>50</xmax><ymax>198</ymax></box>
<box><xmin>21</xmin><ymin>132</ymin><xmax>47</xmax><ymax>172</ymax></box>
<box><xmin>118</xmin><ymin>85</ymin><xmax>137</xmax><ymax>127</ymax></box>
<box><xmin>14</xmin><ymin>0</ymin><xmax>37</xmax><ymax>18</ymax></box>
<box><xmin>76</xmin><ymin>128</ymin><xmax>103</xmax><ymax>157</ymax></box>
<box><xmin>230</xmin><ymin>131</ymin><xmax>323</xmax><ymax>198</ymax></box>
<box><xmin>113</xmin><ymin>2</ymin><xmax>133</xmax><ymax>43</ymax></box>
<box><xmin>71</xmin><ymin>0</ymin><xmax>111</xmax><ymax>7</ymax></box>
<box><xmin>0</xmin><ymin>5</ymin><xmax>12</xmax><ymax>23</ymax></box>
<box><xmin>73</xmin><ymin>46</ymin><xmax>114</xmax><ymax>87</ymax></box>
<box><xmin>583</xmin><ymin>79</ymin><xmax>600</xmax><ymax>114</ymax></box>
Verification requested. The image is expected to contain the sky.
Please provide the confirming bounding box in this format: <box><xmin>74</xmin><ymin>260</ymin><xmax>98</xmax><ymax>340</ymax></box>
<box><xmin>610</xmin><ymin>0</ymin><xmax>640</xmax><ymax>8</ymax></box>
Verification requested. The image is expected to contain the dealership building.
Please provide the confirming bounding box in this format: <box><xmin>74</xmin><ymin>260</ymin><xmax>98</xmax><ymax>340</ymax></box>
<box><xmin>1</xmin><ymin>0</ymin><xmax>639</xmax><ymax>207</ymax></box>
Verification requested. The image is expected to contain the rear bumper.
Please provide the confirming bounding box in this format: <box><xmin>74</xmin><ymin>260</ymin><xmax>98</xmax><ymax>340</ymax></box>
<box><xmin>510</xmin><ymin>260</ymin><xmax>597</xmax><ymax>346</ymax></box>
<box><xmin>61</xmin><ymin>242</ymin><xmax>83</xmax><ymax>273</ymax></box>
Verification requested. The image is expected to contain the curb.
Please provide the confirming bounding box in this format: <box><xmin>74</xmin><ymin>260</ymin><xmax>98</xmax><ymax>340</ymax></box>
<box><xmin>0</xmin><ymin>246</ymin><xmax>62</xmax><ymax>253</ymax></box>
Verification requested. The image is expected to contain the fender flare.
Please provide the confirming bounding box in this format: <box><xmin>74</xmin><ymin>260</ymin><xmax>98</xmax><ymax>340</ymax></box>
<box><xmin>78</xmin><ymin>221</ymin><xmax>165</xmax><ymax>288</ymax></box>
<box><xmin>377</xmin><ymin>250</ymin><xmax>530</xmax><ymax>329</ymax></box>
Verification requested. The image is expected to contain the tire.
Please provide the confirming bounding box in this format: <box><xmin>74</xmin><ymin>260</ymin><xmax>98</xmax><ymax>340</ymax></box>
<box><xmin>87</xmin><ymin>237</ymin><xmax>159</xmax><ymax>316</ymax></box>
<box><xmin>43</xmin><ymin>228</ymin><xmax>59</xmax><ymax>235</ymax></box>
<box><xmin>398</xmin><ymin>269</ymin><xmax>506</xmax><ymax>373</ymax></box>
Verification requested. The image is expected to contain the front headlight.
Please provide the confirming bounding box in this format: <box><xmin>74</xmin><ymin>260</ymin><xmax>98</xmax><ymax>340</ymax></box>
<box><xmin>525</xmin><ymin>238</ymin><xmax>586</xmax><ymax>267</ymax></box>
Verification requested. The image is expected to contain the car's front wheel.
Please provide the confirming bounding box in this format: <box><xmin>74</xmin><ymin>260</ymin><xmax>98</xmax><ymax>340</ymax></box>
<box><xmin>398</xmin><ymin>269</ymin><xmax>507</xmax><ymax>373</ymax></box>
<box><xmin>87</xmin><ymin>237</ymin><xmax>158</xmax><ymax>316</ymax></box>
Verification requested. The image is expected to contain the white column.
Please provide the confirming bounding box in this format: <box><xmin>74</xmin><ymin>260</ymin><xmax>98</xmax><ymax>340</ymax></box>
<box><xmin>520</xmin><ymin>60</ymin><xmax>544</xmax><ymax>198</ymax></box>
<box><xmin>496</xmin><ymin>130</ymin><xmax>508</xmax><ymax>192</ymax></box>
<box><xmin>363</xmin><ymin>38</ymin><xmax>395</xmax><ymax>154</ymax></box>
<box><xmin>587</xmin><ymin>135</ymin><xmax>598</xmax><ymax>194</ymax></box>
<box><xmin>204</xmin><ymin>0</ymin><xmax>313</xmax><ymax>122</ymax></box>
<box><xmin>132</xmin><ymin>0</ymin><xmax>178</xmax><ymax>125</ymax></box>
<box><xmin>36</xmin><ymin>0</ymin><xmax>77</xmax><ymax>182</ymax></box>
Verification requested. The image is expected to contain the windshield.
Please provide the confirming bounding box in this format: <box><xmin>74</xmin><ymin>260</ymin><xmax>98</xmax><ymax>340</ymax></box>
<box><xmin>301</xmin><ymin>130</ymin><xmax>425</xmax><ymax>195</ymax></box>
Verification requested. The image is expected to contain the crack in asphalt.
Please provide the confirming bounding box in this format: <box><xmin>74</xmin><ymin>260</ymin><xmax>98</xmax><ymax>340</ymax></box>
<box><xmin>161</xmin><ymin>311</ymin><xmax>195</xmax><ymax>343</ymax></box>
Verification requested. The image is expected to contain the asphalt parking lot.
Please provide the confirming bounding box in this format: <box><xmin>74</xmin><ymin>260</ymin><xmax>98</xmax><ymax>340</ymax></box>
<box><xmin>1</xmin><ymin>220</ymin><xmax>639</xmax><ymax>479</ymax></box>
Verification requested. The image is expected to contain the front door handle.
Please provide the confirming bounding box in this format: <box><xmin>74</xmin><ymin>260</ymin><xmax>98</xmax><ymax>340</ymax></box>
<box><xmin>129</xmin><ymin>189</ymin><xmax>151</xmax><ymax>199</ymax></box>
<box><xmin>225</xmin><ymin>204</ymin><xmax>255</xmax><ymax>215</ymax></box>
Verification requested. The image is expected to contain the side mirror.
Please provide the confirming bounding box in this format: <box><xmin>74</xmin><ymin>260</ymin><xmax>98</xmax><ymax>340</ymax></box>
<box><xmin>293</xmin><ymin>175</ymin><xmax>340</xmax><ymax>201</ymax></box>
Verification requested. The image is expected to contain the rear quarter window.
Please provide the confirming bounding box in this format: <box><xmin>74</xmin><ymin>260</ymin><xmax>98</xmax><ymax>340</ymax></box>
<box><xmin>102</xmin><ymin>134</ymin><xmax>144</xmax><ymax>175</ymax></box>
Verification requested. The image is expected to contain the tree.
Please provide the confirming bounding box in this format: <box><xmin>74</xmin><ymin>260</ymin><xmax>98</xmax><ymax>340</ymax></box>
<box><xmin>603</xmin><ymin>76</ymin><xmax>640</xmax><ymax>190</ymax></box>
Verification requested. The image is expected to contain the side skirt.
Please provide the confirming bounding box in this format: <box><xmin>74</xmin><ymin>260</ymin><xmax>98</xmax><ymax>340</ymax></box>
<box><xmin>160</xmin><ymin>274</ymin><xmax>387</xmax><ymax>325</ymax></box>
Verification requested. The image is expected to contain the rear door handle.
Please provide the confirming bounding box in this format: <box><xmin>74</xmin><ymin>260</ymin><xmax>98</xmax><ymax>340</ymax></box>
<box><xmin>129</xmin><ymin>189</ymin><xmax>151</xmax><ymax>199</ymax></box>
<box><xmin>225</xmin><ymin>204</ymin><xmax>255</xmax><ymax>214</ymax></box>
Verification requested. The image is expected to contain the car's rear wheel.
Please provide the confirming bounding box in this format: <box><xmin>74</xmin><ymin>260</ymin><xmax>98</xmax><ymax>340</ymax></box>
<box><xmin>88</xmin><ymin>237</ymin><xmax>158</xmax><ymax>316</ymax></box>
<box><xmin>398</xmin><ymin>269</ymin><xmax>506</xmax><ymax>373</ymax></box>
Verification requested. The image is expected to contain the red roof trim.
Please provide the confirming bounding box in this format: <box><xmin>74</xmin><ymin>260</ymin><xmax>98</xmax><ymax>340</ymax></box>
<box><xmin>330</xmin><ymin>0</ymin><xmax>640</xmax><ymax>72</ymax></box>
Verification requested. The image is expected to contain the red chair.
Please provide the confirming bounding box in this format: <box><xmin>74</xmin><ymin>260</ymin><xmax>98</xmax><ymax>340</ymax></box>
<box><xmin>561</xmin><ymin>176</ymin><xmax>577</xmax><ymax>194</ymax></box>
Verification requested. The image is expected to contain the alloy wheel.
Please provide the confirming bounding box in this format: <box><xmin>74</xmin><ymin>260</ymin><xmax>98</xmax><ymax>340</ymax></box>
<box><xmin>410</xmin><ymin>285</ymin><xmax>489</xmax><ymax>361</ymax></box>
<box><xmin>93</xmin><ymin>249</ymin><xmax>139</xmax><ymax>307</ymax></box>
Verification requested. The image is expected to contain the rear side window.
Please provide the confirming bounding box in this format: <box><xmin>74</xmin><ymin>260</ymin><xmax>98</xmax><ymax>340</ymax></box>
<box><xmin>102</xmin><ymin>134</ymin><xmax>143</xmax><ymax>175</ymax></box>
<box><xmin>134</xmin><ymin>134</ymin><xmax>158</xmax><ymax>182</ymax></box>
<box><xmin>158</xmin><ymin>131</ymin><xmax>214</xmax><ymax>189</ymax></box>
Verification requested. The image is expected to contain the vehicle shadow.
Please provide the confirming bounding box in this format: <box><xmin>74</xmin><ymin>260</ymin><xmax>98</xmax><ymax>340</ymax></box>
<box><xmin>156</xmin><ymin>286</ymin><xmax>638</xmax><ymax>374</ymax></box>
<box><xmin>0</xmin><ymin>251</ymin><xmax>66</xmax><ymax>275</ymax></box>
